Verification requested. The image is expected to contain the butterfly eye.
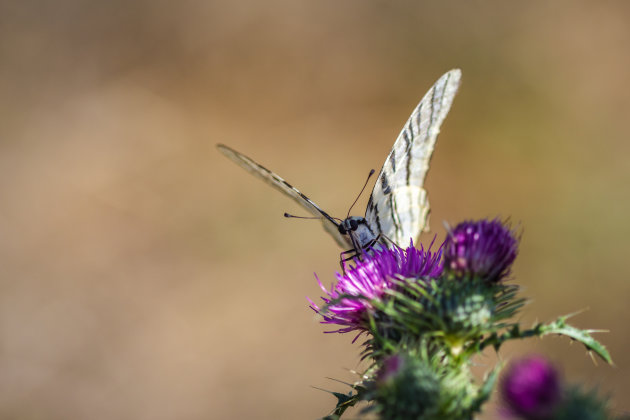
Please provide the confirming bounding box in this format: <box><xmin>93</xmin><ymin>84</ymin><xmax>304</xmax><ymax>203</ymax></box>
<box><xmin>350</xmin><ymin>219</ymin><xmax>358</xmax><ymax>230</ymax></box>
<box><xmin>338</xmin><ymin>225</ymin><xmax>347</xmax><ymax>235</ymax></box>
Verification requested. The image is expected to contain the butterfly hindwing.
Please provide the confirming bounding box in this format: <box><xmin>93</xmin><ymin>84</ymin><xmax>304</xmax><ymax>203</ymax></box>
<box><xmin>365</xmin><ymin>69</ymin><xmax>462</xmax><ymax>247</ymax></box>
<box><xmin>216</xmin><ymin>144</ymin><xmax>351</xmax><ymax>248</ymax></box>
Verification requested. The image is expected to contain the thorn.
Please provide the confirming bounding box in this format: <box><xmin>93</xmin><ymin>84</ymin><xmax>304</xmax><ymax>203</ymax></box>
<box><xmin>325</xmin><ymin>377</ymin><xmax>354</xmax><ymax>387</ymax></box>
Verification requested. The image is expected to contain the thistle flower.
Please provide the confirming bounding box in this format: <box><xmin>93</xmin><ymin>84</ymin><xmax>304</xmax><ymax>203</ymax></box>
<box><xmin>444</xmin><ymin>219</ymin><xmax>519</xmax><ymax>282</ymax></box>
<box><xmin>501</xmin><ymin>356</ymin><xmax>562</xmax><ymax>419</ymax></box>
<box><xmin>309</xmin><ymin>242</ymin><xmax>443</xmax><ymax>335</ymax></box>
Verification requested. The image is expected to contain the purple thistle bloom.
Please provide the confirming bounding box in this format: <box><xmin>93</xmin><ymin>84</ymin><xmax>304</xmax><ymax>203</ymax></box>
<box><xmin>444</xmin><ymin>219</ymin><xmax>519</xmax><ymax>282</ymax></box>
<box><xmin>308</xmin><ymin>241</ymin><xmax>443</xmax><ymax>335</ymax></box>
<box><xmin>501</xmin><ymin>356</ymin><xmax>562</xmax><ymax>419</ymax></box>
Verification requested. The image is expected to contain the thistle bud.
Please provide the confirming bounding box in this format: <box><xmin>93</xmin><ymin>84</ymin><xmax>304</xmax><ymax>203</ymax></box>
<box><xmin>444</xmin><ymin>219</ymin><xmax>519</xmax><ymax>282</ymax></box>
<box><xmin>501</xmin><ymin>356</ymin><xmax>562</xmax><ymax>419</ymax></box>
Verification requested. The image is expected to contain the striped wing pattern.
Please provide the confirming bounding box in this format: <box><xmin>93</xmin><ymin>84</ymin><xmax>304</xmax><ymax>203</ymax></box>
<box><xmin>365</xmin><ymin>69</ymin><xmax>462</xmax><ymax>247</ymax></box>
<box><xmin>216</xmin><ymin>144</ymin><xmax>351</xmax><ymax>248</ymax></box>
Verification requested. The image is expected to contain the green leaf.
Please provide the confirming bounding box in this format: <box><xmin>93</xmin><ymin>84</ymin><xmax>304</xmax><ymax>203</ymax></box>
<box><xmin>478</xmin><ymin>314</ymin><xmax>612</xmax><ymax>365</ymax></box>
<box><xmin>314</xmin><ymin>384</ymin><xmax>364</xmax><ymax>419</ymax></box>
<box><xmin>539</xmin><ymin>314</ymin><xmax>612</xmax><ymax>365</ymax></box>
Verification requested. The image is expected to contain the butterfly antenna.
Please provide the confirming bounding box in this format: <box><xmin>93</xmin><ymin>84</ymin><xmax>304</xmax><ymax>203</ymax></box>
<box><xmin>284</xmin><ymin>213</ymin><xmax>319</xmax><ymax>220</ymax></box>
<box><xmin>346</xmin><ymin>169</ymin><xmax>376</xmax><ymax>218</ymax></box>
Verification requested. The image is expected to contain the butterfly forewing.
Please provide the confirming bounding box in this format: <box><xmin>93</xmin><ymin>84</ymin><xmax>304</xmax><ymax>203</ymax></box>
<box><xmin>218</xmin><ymin>69</ymin><xmax>461</xmax><ymax>254</ymax></box>
<box><xmin>217</xmin><ymin>144</ymin><xmax>350</xmax><ymax>248</ymax></box>
<box><xmin>366</xmin><ymin>69</ymin><xmax>462</xmax><ymax>247</ymax></box>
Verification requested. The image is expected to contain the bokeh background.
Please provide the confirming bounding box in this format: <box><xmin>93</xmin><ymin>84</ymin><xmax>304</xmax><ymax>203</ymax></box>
<box><xmin>1</xmin><ymin>1</ymin><xmax>629</xmax><ymax>419</ymax></box>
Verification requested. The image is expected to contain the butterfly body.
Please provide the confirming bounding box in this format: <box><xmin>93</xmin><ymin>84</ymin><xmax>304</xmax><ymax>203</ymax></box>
<box><xmin>218</xmin><ymin>69</ymin><xmax>462</xmax><ymax>254</ymax></box>
<box><xmin>338</xmin><ymin>216</ymin><xmax>378</xmax><ymax>252</ymax></box>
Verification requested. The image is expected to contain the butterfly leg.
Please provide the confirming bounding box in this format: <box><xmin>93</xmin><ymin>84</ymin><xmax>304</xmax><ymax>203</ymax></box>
<box><xmin>379</xmin><ymin>234</ymin><xmax>402</xmax><ymax>249</ymax></box>
<box><xmin>338</xmin><ymin>237</ymin><xmax>384</xmax><ymax>271</ymax></box>
<box><xmin>339</xmin><ymin>248</ymin><xmax>360</xmax><ymax>261</ymax></box>
<box><xmin>359</xmin><ymin>234</ymin><xmax>385</xmax><ymax>253</ymax></box>
<box><xmin>340</xmin><ymin>230</ymin><xmax>369</xmax><ymax>267</ymax></box>
<box><xmin>338</xmin><ymin>248</ymin><xmax>360</xmax><ymax>272</ymax></box>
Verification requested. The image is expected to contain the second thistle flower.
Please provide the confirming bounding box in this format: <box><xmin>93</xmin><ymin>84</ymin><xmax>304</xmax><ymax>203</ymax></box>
<box><xmin>444</xmin><ymin>219</ymin><xmax>519</xmax><ymax>282</ymax></box>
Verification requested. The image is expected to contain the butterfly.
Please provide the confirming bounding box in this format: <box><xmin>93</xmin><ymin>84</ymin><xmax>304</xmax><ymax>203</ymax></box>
<box><xmin>217</xmin><ymin>69</ymin><xmax>461</xmax><ymax>260</ymax></box>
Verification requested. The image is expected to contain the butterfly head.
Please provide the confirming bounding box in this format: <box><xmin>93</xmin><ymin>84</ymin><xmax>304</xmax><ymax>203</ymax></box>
<box><xmin>339</xmin><ymin>216</ymin><xmax>376</xmax><ymax>249</ymax></box>
<box><xmin>338</xmin><ymin>216</ymin><xmax>362</xmax><ymax>234</ymax></box>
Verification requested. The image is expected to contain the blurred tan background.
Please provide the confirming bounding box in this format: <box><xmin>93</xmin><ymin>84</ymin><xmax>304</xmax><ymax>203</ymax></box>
<box><xmin>1</xmin><ymin>1</ymin><xmax>629</xmax><ymax>419</ymax></box>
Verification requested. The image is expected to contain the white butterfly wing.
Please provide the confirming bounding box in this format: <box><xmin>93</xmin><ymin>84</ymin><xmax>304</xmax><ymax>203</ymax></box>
<box><xmin>217</xmin><ymin>144</ymin><xmax>351</xmax><ymax>248</ymax></box>
<box><xmin>365</xmin><ymin>69</ymin><xmax>462</xmax><ymax>247</ymax></box>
